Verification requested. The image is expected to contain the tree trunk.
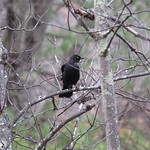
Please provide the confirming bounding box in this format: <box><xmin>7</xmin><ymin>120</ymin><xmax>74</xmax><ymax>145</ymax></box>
<box><xmin>94</xmin><ymin>0</ymin><xmax>120</xmax><ymax>150</ymax></box>
<box><xmin>0</xmin><ymin>0</ymin><xmax>12</xmax><ymax>149</ymax></box>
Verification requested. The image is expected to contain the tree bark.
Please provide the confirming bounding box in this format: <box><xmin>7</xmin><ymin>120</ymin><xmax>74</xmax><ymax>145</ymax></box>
<box><xmin>94</xmin><ymin>0</ymin><xmax>120</xmax><ymax>150</ymax></box>
<box><xmin>0</xmin><ymin>0</ymin><xmax>12</xmax><ymax>149</ymax></box>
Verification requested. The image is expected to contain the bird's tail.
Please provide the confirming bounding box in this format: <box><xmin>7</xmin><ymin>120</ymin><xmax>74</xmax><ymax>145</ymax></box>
<box><xmin>59</xmin><ymin>84</ymin><xmax>73</xmax><ymax>98</ymax></box>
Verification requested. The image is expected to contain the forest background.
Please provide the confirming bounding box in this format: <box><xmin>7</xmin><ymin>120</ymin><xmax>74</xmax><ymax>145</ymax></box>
<box><xmin>0</xmin><ymin>0</ymin><xmax>150</xmax><ymax>150</ymax></box>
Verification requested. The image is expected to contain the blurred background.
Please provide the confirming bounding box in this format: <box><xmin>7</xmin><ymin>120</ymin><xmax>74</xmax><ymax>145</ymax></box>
<box><xmin>1</xmin><ymin>0</ymin><xmax>150</xmax><ymax>149</ymax></box>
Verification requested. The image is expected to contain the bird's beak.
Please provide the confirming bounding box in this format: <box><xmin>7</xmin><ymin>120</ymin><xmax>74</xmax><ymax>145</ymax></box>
<box><xmin>80</xmin><ymin>57</ymin><xmax>84</xmax><ymax>62</ymax></box>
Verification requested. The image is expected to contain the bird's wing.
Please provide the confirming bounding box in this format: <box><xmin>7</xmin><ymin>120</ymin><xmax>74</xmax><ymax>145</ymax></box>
<box><xmin>61</xmin><ymin>64</ymin><xmax>65</xmax><ymax>80</ymax></box>
<box><xmin>61</xmin><ymin>64</ymin><xmax>65</xmax><ymax>73</ymax></box>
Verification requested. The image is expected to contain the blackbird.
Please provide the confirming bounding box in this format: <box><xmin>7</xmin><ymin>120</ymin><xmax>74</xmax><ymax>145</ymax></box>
<box><xmin>59</xmin><ymin>54</ymin><xmax>83</xmax><ymax>98</ymax></box>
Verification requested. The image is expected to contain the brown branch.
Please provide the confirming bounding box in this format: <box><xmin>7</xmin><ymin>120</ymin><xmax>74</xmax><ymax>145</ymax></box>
<box><xmin>11</xmin><ymin>85</ymin><xmax>100</xmax><ymax>127</ymax></box>
<box><xmin>62</xmin><ymin>0</ymin><xmax>95</xmax><ymax>38</ymax></box>
<box><xmin>107</xmin><ymin>15</ymin><xmax>150</xmax><ymax>42</ymax></box>
<box><xmin>116</xmin><ymin>92</ymin><xmax>150</xmax><ymax>103</ymax></box>
<box><xmin>115</xmin><ymin>32</ymin><xmax>150</xmax><ymax>70</ymax></box>
<box><xmin>36</xmin><ymin>104</ymin><xmax>95</xmax><ymax>150</ymax></box>
<box><xmin>12</xmin><ymin>68</ymin><xmax>150</xmax><ymax>127</ymax></box>
<box><xmin>114</xmin><ymin>71</ymin><xmax>150</xmax><ymax>82</ymax></box>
